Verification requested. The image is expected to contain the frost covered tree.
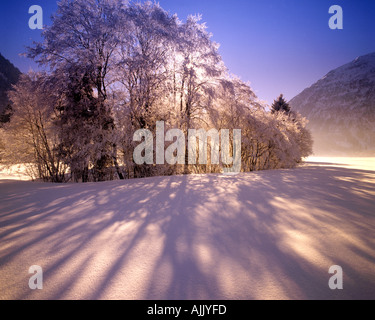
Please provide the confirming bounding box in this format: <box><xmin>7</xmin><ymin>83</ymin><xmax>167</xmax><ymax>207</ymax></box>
<box><xmin>116</xmin><ymin>2</ymin><xmax>179</xmax><ymax>129</ymax></box>
<box><xmin>27</xmin><ymin>0</ymin><xmax>125</xmax><ymax>181</ymax></box>
<box><xmin>113</xmin><ymin>2</ymin><xmax>181</xmax><ymax>177</ymax></box>
<box><xmin>113</xmin><ymin>4</ymin><xmax>226</xmax><ymax>176</ymax></box>
<box><xmin>210</xmin><ymin>79</ymin><xmax>312</xmax><ymax>171</ymax></box>
<box><xmin>1</xmin><ymin>73</ymin><xmax>67</xmax><ymax>182</ymax></box>
<box><xmin>172</xmin><ymin>14</ymin><xmax>225</xmax><ymax>173</ymax></box>
<box><xmin>176</xmin><ymin>15</ymin><xmax>224</xmax><ymax>130</ymax></box>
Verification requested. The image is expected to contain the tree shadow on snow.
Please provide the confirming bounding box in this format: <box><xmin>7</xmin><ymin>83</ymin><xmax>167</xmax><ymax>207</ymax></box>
<box><xmin>0</xmin><ymin>163</ymin><xmax>374</xmax><ymax>300</ymax></box>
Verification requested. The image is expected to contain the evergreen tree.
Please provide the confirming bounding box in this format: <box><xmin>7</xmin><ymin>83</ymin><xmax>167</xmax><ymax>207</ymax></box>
<box><xmin>0</xmin><ymin>104</ymin><xmax>12</xmax><ymax>125</ymax></box>
<box><xmin>271</xmin><ymin>94</ymin><xmax>291</xmax><ymax>114</ymax></box>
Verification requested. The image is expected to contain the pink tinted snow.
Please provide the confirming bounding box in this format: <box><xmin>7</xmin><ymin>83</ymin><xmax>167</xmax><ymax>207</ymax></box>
<box><xmin>0</xmin><ymin>158</ymin><xmax>374</xmax><ymax>300</ymax></box>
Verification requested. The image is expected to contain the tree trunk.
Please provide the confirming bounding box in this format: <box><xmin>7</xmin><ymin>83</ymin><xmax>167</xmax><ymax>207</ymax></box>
<box><xmin>113</xmin><ymin>144</ymin><xmax>124</xmax><ymax>180</ymax></box>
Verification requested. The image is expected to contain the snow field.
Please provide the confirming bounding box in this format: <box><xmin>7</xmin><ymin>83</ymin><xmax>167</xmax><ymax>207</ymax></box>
<box><xmin>0</xmin><ymin>157</ymin><xmax>374</xmax><ymax>299</ymax></box>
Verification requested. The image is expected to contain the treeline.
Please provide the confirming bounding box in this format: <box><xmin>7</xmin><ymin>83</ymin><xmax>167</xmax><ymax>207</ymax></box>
<box><xmin>0</xmin><ymin>0</ymin><xmax>312</xmax><ymax>182</ymax></box>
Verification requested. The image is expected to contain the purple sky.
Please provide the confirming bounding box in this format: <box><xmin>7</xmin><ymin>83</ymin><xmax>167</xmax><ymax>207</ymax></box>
<box><xmin>1</xmin><ymin>0</ymin><xmax>374</xmax><ymax>104</ymax></box>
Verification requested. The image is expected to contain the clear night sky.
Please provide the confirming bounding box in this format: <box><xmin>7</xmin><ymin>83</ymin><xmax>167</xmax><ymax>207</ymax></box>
<box><xmin>1</xmin><ymin>0</ymin><xmax>374</xmax><ymax>104</ymax></box>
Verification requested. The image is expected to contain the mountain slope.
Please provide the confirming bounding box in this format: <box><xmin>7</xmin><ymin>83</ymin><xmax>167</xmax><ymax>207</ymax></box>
<box><xmin>0</xmin><ymin>53</ymin><xmax>22</xmax><ymax>115</ymax></box>
<box><xmin>290</xmin><ymin>52</ymin><xmax>375</xmax><ymax>155</ymax></box>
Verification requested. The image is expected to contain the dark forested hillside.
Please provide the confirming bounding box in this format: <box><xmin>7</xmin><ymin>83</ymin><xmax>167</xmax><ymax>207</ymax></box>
<box><xmin>0</xmin><ymin>53</ymin><xmax>22</xmax><ymax>115</ymax></box>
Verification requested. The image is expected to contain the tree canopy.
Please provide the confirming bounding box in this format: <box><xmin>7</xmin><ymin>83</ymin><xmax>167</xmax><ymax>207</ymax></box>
<box><xmin>0</xmin><ymin>0</ymin><xmax>313</xmax><ymax>182</ymax></box>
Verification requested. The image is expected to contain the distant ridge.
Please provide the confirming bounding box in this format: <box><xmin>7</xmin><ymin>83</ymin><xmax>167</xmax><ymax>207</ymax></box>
<box><xmin>290</xmin><ymin>52</ymin><xmax>375</xmax><ymax>156</ymax></box>
<box><xmin>0</xmin><ymin>53</ymin><xmax>22</xmax><ymax>115</ymax></box>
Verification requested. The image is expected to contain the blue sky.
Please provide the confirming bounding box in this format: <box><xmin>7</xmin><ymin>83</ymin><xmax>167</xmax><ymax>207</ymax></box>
<box><xmin>1</xmin><ymin>0</ymin><xmax>374</xmax><ymax>104</ymax></box>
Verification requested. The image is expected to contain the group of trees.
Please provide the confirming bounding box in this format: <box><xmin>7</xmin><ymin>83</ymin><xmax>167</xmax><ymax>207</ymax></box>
<box><xmin>0</xmin><ymin>0</ymin><xmax>312</xmax><ymax>182</ymax></box>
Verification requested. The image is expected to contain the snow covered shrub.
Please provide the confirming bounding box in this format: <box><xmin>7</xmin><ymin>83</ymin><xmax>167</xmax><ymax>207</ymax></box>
<box><xmin>211</xmin><ymin>78</ymin><xmax>313</xmax><ymax>171</ymax></box>
<box><xmin>1</xmin><ymin>73</ymin><xmax>68</xmax><ymax>182</ymax></box>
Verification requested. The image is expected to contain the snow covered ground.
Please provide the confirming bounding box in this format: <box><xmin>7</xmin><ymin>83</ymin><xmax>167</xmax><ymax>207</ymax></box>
<box><xmin>0</xmin><ymin>164</ymin><xmax>31</xmax><ymax>181</ymax></box>
<box><xmin>0</xmin><ymin>157</ymin><xmax>374</xmax><ymax>300</ymax></box>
